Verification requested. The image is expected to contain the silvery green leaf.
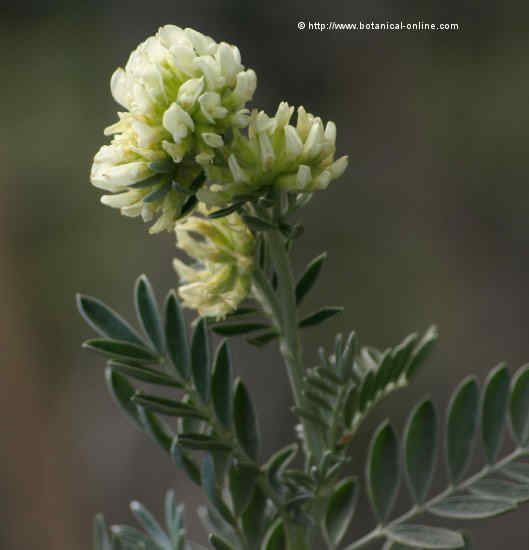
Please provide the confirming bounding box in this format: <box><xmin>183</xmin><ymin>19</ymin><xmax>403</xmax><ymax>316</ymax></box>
<box><xmin>130</xmin><ymin>500</ymin><xmax>173</xmax><ymax>550</ymax></box>
<box><xmin>83</xmin><ymin>339</ymin><xmax>159</xmax><ymax>364</ymax></box>
<box><xmin>135</xmin><ymin>275</ymin><xmax>165</xmax><ymax>353</ymax></box>
<box><xmin>295</xmin><ymin>252</ymin><xmax>327</xmax><ymax>305</ymax></box>
<box><xmin>428</xmin><ymin>495</ymin><xmax>515</xmax><ymax>519</ymax></box>
<box><xmin>324</xmin><ymin>477</ymin><xmax>359</xmax><ymax>547</ymax></box>
<box><xmin>233</xmin><ymin>379</ymin><xmax>260</xmax><ymax>461</ymax></box>
<box><xmin>470</xmin><ymin>478</ymin><xmax>529</xmax><ymax>503</ymax></box>
<box><xmin>212</xmin><ymin>341</ymin><xmax>233</xmax><ymax>427</ymax></box>
<box><xmin>261</xmin><ymin>518</ymin><xmax>285</xmax><ymax>550</ymax></box>
<box><xmin>509</xmin><ymin>364</ymin><xmax>529</xmax><ymax>445</ymax></box>
<box><xmin>93</xmin><ymin>514</ymin><xmax>112</xmax><ymax>550</ymax></box>
<box><xmin>164</xmin><ymin>291</ymin><xmax>190</xmax><ymax>380</ymax></box>
<box><xmin>191</xmin><ymin>318</ymin><xmax>210</xmax><ymax>403</ymax></box>
<box><xmin>386</xmin><ymin>524</ymin><xmax>464</xmax><ymax>549</ymax></box>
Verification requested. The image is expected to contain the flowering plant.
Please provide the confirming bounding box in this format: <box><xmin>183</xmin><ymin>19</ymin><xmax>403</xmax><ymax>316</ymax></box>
<box><xmin>79</xmin><ymin>25</ymin><xmax>529</xmax><ymax>550</ymax></box>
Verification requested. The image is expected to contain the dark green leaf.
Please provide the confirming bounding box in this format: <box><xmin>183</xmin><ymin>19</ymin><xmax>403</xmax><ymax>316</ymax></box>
<box><xmin>509</xmin><ymin>364</ymin><xmax>529</xmax><ymax>445</ymax></box>
<box><xmin>344</xmin><ymin>385</ymin><xmax>358</xmax><ymax>427</ymax></box>
<box><xmin>164</xmin><ymin>291</ymin><xmax>190</xmax><ymax>379</ymax></box>
<box><xmin>446</xmin><ymin>377</ymin><xmax>479</xmax><ymax>483</ymax></box>
<box><xmin>228</xmin><ymin>462</ymin><xmax>259</xmax><ymax>516</ymax></box>
<box><xmin>209</xmin><ymin>534</ymin><xmax>236</xmax><ymax>550</ymax></box>
<box><xmin>261</xmin><ymin>518</ymin><xmax>285</xmax><ymax>550</ymax></box>
<box><xmin>137</xmin><ymin>407</ymin><xmax>174</xmax><ymax>452</ymax></box>
<box><xmin>358</xmin><ymin>371</ymin><xmax>376</xmax><ymax>411</ymax></box>
<box><xmin>83</xmin><ymin>339</ymin><xmax>159</xmax><ymax>363</ymax></box>
<box><xmin>481</xmin><ymin>363</ymin><xmax>510</xmax><ymax>463</ymax></box>
<box><xmin>109</xmin><ymin>361</ymin><xmax>182</xmax><ymax>388</ymax></box>
<box><xmin>241</xmin><ymin>214</ymin><xmax>276</xmax><ymax>231</ymax></box>
<box><xmin>201</xmin><ymin>455</ymin><xmax>236</xmax><ymax>526</ymax></box>
<box><xmin>241</xmin><ymin>485</ymin><xmax>267</xmax><ymax>548</ymax></box>
<box><xmin>389</xmin><ymin>333</ymin><xmax>418</xmax><ymax>382</ymax></box>
<box><xmin>170</xmin><ymin>439</ymin><xmax>201</xmax><ymax>485</ymax></box>
<box><xmin>180</xmin><ymin>194</ymin><xmax>198</xmax><ymax>217</ymax></box>
<box><xmin>403</xmin><ymin>399</ymin><xmax>437</xmax><ymax>504</ymax></box>
<box><xmin>211</xmin><ymin>323</ymin><xmax>270</xmax><ymax>336</ymax></box>
<box><xmin>324</xmin><ymin>477</ymin><xmax>359</xmax><ymax>547</ymax></box>
<box><xmin>208</xmin><ymin>201</ymin><xmax>246</xmax><ymax>218</ymax></box>
<box><xmin>299</xmin><ymin>307</ymin><xmax>344</xmax><ymax>329</ymax></box>
<box><xmin>212</xmin><ymin>341</ymin><xmax>233</xmax><ymax>427</ymax></box>
<box><xmin>246</xmin><ymin>331</ymin><xmax>279</xmax><ymax>347</ymax></box>
<box><xmin>191</xmin><ymin>318</ymin><xmax>210</xmax><ymax>403</ymax></box>
<box><xmin>295</xmin><ymin>252</ymin><xmax>327</xmax><ymax>305</ymax></box>
<box><xmin>134</xmin><ymin>275</ymin><xmax>165</xmax><ymax>353</ymax></box>
<box><xmin>470</xmin><ymin>478</ymin><xmax>529</xmax><ymax>503</ymax></box>
<box><xmin>265</xmin><ymin>443</ymin><xmax>298</xmax><ymax>490</ymax></box>
<box><xmin>129</xmin><ymin>173</ymin><xmax>165</xmax><ymax>188</ymax></box>
<box><xmin>233</xmin><ymin>379</ymin><xmax>260</xmax><ymax>461</ymax></box>
<box><xmin>143</xmin><ymin>182</ymin><xmax>171</xmax><ymax>203</ymax></box>
<box><xmin>428</xmin><ymin>495</ymin><xmax>515</xmax><ymax>519</ymax></box>
<box><xmin>387</xmin><ymin>524</ymin><xmax>464</xmax><ymax>549</ymax></box>
<box><xmin>105</xmin><ymin>367</ymin><xmax>142</xmax><ymax>428</ymax></box>
<box><xmin>366</xmin><ymin>421</ymin><xmax>400</xmax><ymax>522</ymax></box>
<box><xmin>93</xmin><ymin>514</ymin><xmax>111</xmax><ymax>550</ymax></box>
<box><xmin>177</xmin><ymin>434</ymin><xmax>232</xmax><ymax>452</ymax></box>
<box><xmin>132</xmin><ymin>394</ymin><xmax>206</xmax><ymax>419</ymax></box>
<box><xmin>405</xmin><ymin>326</ymin><xmax>438</xmax><ymax>380</ymax></box>
<box><xmin>149</xmin><ymin>158</ymin><xmax>175</xmax><ymax>173</ymax></box>
<box><xmin>77</xmin><ymin>294</ymin><xmax>144</xmax><ymax>346</ymax></box>
<box><xmin>130</xmin><ymin>500</ymin><xmax>173</xmax><ymax>550</ymax></box>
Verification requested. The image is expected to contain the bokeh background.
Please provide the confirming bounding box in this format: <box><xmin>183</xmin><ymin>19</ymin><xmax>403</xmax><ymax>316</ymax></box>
<box><xmin>2</xmin><ymin>1</ymin><xmax>529</xmax><ymax>548</ymax></box>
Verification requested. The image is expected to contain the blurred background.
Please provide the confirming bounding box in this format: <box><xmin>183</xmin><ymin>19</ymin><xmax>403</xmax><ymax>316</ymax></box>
<box><xmin>2</xmin><ymin>1</ymin><xmax>529</xmax><ymax>548</ymax></box>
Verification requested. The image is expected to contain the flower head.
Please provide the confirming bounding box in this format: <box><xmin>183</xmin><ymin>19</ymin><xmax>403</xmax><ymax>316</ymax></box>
<box><xmin>196</xmin><ymin>102</ymin><xmax>348</xmax><ymax>206</ymax></box>
<box><xmin>90</xmin><ymin>26</ymin><xmax>257</xmax><ymax>233</ymax></box>
<box><xmin>173</xmin><ymin>204</ymin><xmax>255</xmax><ymax>319</ymax></box>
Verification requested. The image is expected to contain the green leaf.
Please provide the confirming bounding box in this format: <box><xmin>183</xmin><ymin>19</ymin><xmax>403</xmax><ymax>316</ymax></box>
<box><xmin>403</xmin><ymin>399</ymin><xmax>437</xmax><ymax>504</ymax></box>
<box><xmin>164</xmin><ymin>491</ymin><xmax>184</xmax><ymax>545</ymax></box>
<box><xmin>241</xmin><ymin>485</ymin><xmax>267</xmax><ymax>548</ymax></box>
<box><xmin>137</xmin><ymin>407</ymin><xmax>174</xmax><ymax>452</ymax></box>
<box><xmin>470</xmin><ymin>478</ymin><xmax>529</xmax><ymax>503</ymax></box>
<box><xmin>343</xmin><ymin>385</ymin><xmax>358</xmax><ymax>427</ymax></box>
<box><xmin>129</xmin><ymin>173</ymin><xmax>165</xmax><ymax>188</ymax></box>
<box><xmin>180</xmin><ymin>194</ymin><xmax>198</xmax><ymax>217</ymax></box>
<box><xmin>130</xmin><ymin>500</ymin><xmax>173</xmax><ymax>550</ymax></box>
<box><xmin>446</xmin><ymin>377</ymin><xmax>479</xmax><ymax>483</ymax></box>
<box><xmin>358</xmin><ymin>371</ymin><xmax>376</xmax><ymax>411</ymax></box>
<box><xmin>105</xmin><ymin>367</ymin><xmax>142</xmax><ymax>428</ymax></box>
<box><xmin>386</xmin><ymin>524</ymin><xmax>464</xmax><ymax>549</ymax></box>
<box><xmin>261</xmin><ymin>518</ymin><xmax>286</xmax><ymax>550</ymax></box>
<box><xmin>366</xmin><ymin>421</ymin><xmax>400</xmax><ymax>522</ymax></box>
<box><xmin>109</xmin><ymin>361</ymin><xmax>182</xmax><ymax>388</ymax></box>
<box><xmin>211</xmin><ymin>323</ymin><xmax>270</xmax><ymax>336</ymax></box>
<box><xmin>501</xmin><ymin>462</ymin><xmax>529</xmax><ymax>483</ymax></box>
<box><xmin>77</xmin><ymin>294</ymin><xmax>144</xmax><ymax>346</ymax></box>
<box><xmin>241</xmin><ymin>214</ymin><xmax>276</xmax><ymax>231</ymax></box>
<box><xmin>177</xmin><ymin>434</ymin><xmax>232</xmax><ymax>452</ymax></box>
<box><xmin>509</xmin><ymin>364</ymin><xmax>529</xmax><ymax>445</ymax></box>
<box><xmin>212</xmin><ymin>341</ymin><xmax>233</xmax><ymax>427</ymax></box>
<box><xmin>132</xmin><ymin>394</ymin><xmax>206</xmax><ymax>419</ymax></box>
<box><xmin>134</xmin><ymin>275</ymin><xmax>165</xmax><ymax>353</ymax></box>
<box><xmin>164</xmin><ymin>291</ymin><xmax>190</xmax><ymax>380</ymax></box>
<box><xmin>143</xmin><ymin>182</ymin><xmax>171</xmax><ymax>203</ymax></box>
<box><xmin>389</xmin><ymin>334</ymin><xmax>418</xmax><ymax>382</ymax></box>
<box><xmin>233</xmin><ymin>379</ymin><xmax>260</xmax><ymax>461</ymax></box>
<box><xmin>201</xmin><ymin>455</ymin><xmax>236</xmax><ymax>526</ymax></box>
<box><xmin>324</xmin><ymin>477</ymin><xmax>359</xmax><ymax>548</ymax></box>
<box><xmin>110</xmin><ymin>525</ymin><xmax>152</xmax><ymax>547</ymax></box>
<box><xmin>170</xmin><ymin>440</ymin><xmax>201</xmax><ymax>485</ymax></box>
<box><xmin>405</xmin><ymin>326</ymin><xmax>438</xmax><ymax>380</ymax></box>
<box><xmin>208</xmin><ymin>201</ymin><xmax>246</xmax><ymax>218</ymax></box>
<box><xmin>191</xmin><ymin>318</ymin><xmax>211</xmax><ymax>403</ymax></box>
<box><xmin>295</xmin><ymin>252</ymin><xmax>327</xmax><ymax>305</ymax></box>
<box><xmin>228</xmin><ymin>462</ymin><xmax>259</xmax><ymax>516</ymax></box>
<box><xmin>93</xmin><ymin>514</ymin><xmax>111</xmax><ymax>550</ymax></box>
<box><xmin>299</xmin><ymin>307</ymin><xmax>344</xmax><ymax>329</ymax></box>
<box><xmin>428</xmin><ymin>495</ymin><xmax>515</xmax><ymax>519</ymax></box>
<box><xmin>246</xmin><ymin>331</ymin><xmax>279</xmax><ymax>347</ymax></box>
<box><xmin>481</xmin><ymin>363</ymin><xmax>510</xmax><ymax>463</ymax></box>
<box><xmin>265</xmin><ymin>443</ymin><xmax>298</xmax><ymax>491</ymax></box>
<box><xmin>209</xmin><ymin>534</ymin><xmax>236</xmax><ymax>550</ymax></box>
<box><xmin>83</xmin><ymin>339</ymin><xmax>159</xmax><ymax>363</ymax></box>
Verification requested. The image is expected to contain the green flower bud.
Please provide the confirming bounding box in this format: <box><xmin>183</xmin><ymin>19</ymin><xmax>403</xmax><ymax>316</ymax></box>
<box><xmin>90</xmin><ymin>25</ymin><xmax>257</xmax><ymax>233</ymax></box>
<box><xmin>173</xmin><ymin>204</ymin><xmax>255</xmax><ymax>319</ymax></box>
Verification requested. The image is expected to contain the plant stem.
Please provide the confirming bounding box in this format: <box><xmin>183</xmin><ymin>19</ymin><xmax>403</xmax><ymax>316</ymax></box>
<box><xmin>342</xmin><ymin>447</ymin><xmax>526</xmax><ymax>550</ymax></box>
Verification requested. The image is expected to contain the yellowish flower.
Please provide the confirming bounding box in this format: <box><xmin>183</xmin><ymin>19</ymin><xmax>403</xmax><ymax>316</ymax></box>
<box><xmin>173</xmin><ymin>204</ymin><xmax>255</xmax><ymax>319</ymax></box>
<box><xmin>90</xmin><ymin>25</ymin><xmax>257</xmax><ymax>233</ymax></box>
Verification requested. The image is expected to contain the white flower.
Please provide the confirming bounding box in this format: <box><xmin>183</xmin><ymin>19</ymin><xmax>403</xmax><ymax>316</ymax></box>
<box><xmin>90</xmin><ymin>25</ymin><xmax>257</xmax><ymax>233</ymax></box>
<box><xmin>173</xmin><ymin>204</ymin><xmax>255</xmax><ymax>319</ymax></box>
<box><xmin>197</xmin><ymin>102</ymin><xmax>348</xmax><ymax>205</ymax></box>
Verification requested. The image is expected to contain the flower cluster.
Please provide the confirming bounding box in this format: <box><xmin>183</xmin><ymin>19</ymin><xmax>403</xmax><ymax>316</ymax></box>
<box><xmin>90</xmin><ymin>25</ymin><xmax>256</xmax><ymax>233</ymax></box>
<box><xmin>173</xmin><ymin>204</ymin><xmax>255</xmax><ymax>319</ymax></box>
<box><xmin>197</xmin><ymin>102</ymin><xmax>348</xmax><ymax>206</ymax></box>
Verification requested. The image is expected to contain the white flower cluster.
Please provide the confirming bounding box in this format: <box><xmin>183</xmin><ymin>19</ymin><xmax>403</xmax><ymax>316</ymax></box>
<box><xmin>173</xmin><ymin>204</ymin><xmax>254</xmax><ymax>319</ymax></box>
<box><xmin>90</xmin><ymin>25</ymin><xmax>256</xmax><ymax>233</ymax></box>
<box><xmin>197</xmin><ymin>102</ymin><xmax>348</xmax><ymax>206</ymax></box>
